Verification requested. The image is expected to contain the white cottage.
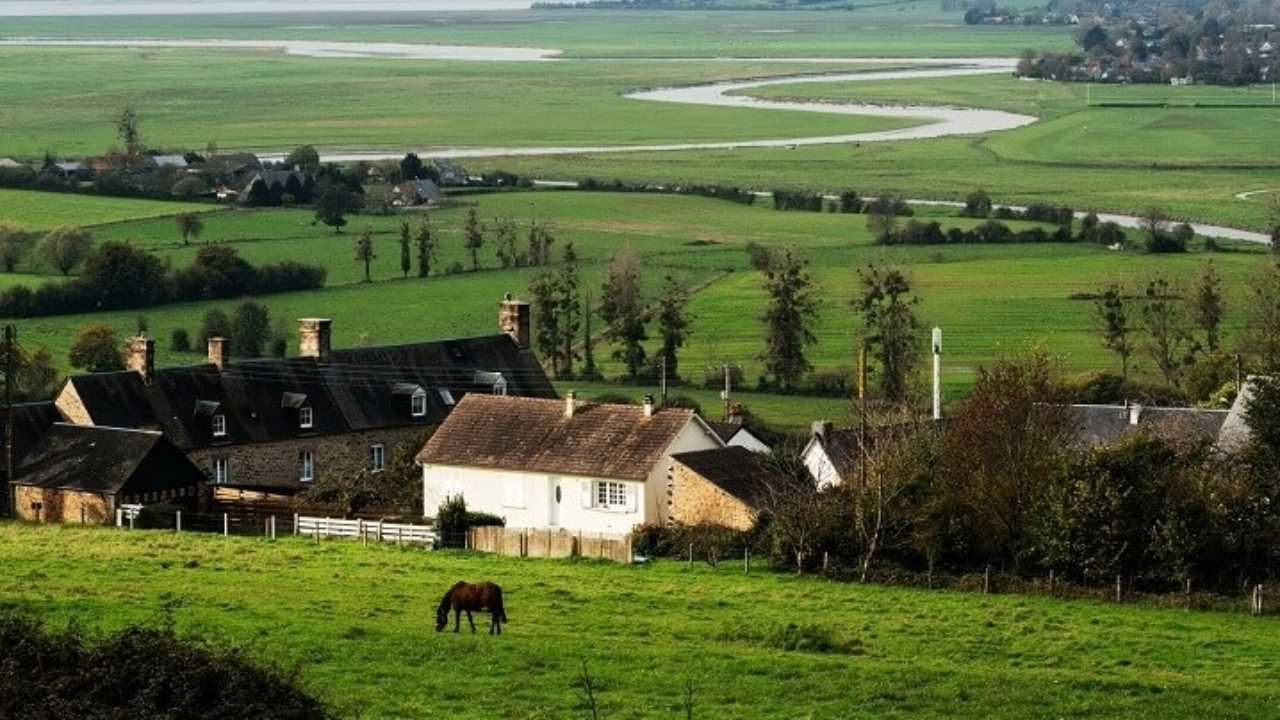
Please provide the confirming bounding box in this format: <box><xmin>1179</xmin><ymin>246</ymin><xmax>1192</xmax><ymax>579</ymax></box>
<box><xmin>417</xmin><ymin>393</ymin><xmax>722</xmax><ymax>535</ymax></box>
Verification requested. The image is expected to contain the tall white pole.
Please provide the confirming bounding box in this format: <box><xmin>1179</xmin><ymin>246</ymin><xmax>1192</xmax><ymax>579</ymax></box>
<box><xmin>932</xmin><ymin>327</ymin><xmax>943</xmax><ymax>421</ymax></box>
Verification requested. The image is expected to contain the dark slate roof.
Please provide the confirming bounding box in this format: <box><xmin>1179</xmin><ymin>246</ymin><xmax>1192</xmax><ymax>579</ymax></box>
<box><xmin>65</xmin><ymin>334</ymin><xmax>554</xmax><ymax>454</ymax></box>
<box><xmin>0</xmin><ymin>402</ymin><xmax>60</xmax><ymax>478</ymax></box>
<box><xmin>393</xmin><ymin>180</ymin><xmax>444</xmax><ymax>202</ymax></box>
<box><xmin>812</xmin><ymin>428</ymin><xmax>861</xmax><ymax>482</ymax></box>
<box><xmin>14</xmin><ymin>424</ymin><xmax>203</xmax><ymax>495</ymax></box>
<box><xmin>418</xmin><ymin>395</ymin><xmax>703</xmax><ymax>481</ymax></box>
<box><xmin>671</xmin><ymin>446</ymin><xmax>779</xmax><ymax>510</ymax></box>
<box><xmin>1068</xmin><ymin>404</ymin><xmax>1229</xmax><ymax>448</ymax></box>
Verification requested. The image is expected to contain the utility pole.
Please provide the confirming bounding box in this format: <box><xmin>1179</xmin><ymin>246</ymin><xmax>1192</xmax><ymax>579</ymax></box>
<box><xmin>722</xmin><ymin>363</ymin><xmax>732</xmax><ymax>422</ymax></box>
<box><xmin>932</xmin><ymin>327</ymin><xmax>943</xmax><ymax>422</ymax></box>
<box><xmin>858</xmin><ymin>344</ymin><xmax>868</xmax><ymax>490</ymax></box>
<box><xmin>4</xmin><ymin>325</ymin><xmax>14</xmax><ymax>519</ymax></box>
<box><xmin>660</xmin><ymin>356</ymin><xmax>667</xmax><ymax>408</ymax></box>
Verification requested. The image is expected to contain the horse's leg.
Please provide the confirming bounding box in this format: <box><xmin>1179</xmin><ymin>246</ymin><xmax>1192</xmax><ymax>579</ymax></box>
<box><xmin>493</xmin><ymin>612</ymin><xmax>501</xmax><ymax>635</ymax></box>
<box><xmin>467</xmin><ymin>610</ymin><xmax>476</xmax><ymax>633</ymax></box>
<box><xmin>453</xmin><ymin>608</ymin><xmax>461</xmax><ymax>633</ymax></box>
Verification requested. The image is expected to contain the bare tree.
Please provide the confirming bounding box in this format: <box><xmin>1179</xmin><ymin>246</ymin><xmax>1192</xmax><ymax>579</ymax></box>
<box><xmin>1140</xmin><ymin>274</ymin><xmax>1197</xmax><ymax>385</ymax></box>
<box><xmin>576</xmin><ymin>660</ymin><xmax>600</xmax><ymax>720</ymax></box>
<box><xmin>757</xmin><ymin>438</ymin><xmax>841</xmax><ymax>574</ymax></box>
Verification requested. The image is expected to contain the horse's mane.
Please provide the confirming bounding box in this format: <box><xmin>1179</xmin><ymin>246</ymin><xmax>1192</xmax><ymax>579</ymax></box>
<box><xmin>439</xmin><ymin>581</ymin><xmax>467</xmax><ymax>609</ymax></box>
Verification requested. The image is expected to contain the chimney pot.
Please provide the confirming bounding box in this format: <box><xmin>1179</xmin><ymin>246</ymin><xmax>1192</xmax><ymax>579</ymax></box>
<box><xmin>643</xmin><ymin>394</ymin><xmax>655</xmax><ymax>418</ymax></box>
<box><xmin>298</xmin><ymin>318</ymin><xmax>332</xmax><ymax>362</ymax></box>
<box><xmin>126</xmin><ymin>336</ymin><xmax>155</xmax><ymax>384</ymax></box>
<box><xmin>565</xmin><ymin>391</ymin><xmax>576</xmax><ymax>419</ymax></box>
<box><xmin>499</xmin><ymin>294</ymin><xmax>531</xmax><ymax>350</ymax></box>
<box><xmin>207</xmin><ymin>337</ymin><xmax>227</xmax><ymax>371</ymax></box>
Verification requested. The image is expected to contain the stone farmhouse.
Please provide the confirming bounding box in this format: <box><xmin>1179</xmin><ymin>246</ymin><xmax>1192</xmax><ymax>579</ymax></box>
<box><xmin>50</xmin><ymin>296</ymin><xmax>554</xmax><ymax>504</ymax></box>
<box><xmin>12</xmin><ymin>424</ymin><xmax>206</xmax><ymax>524</ymax></box>
<box><xmin>417</xmin><ymin>393</ymin><xmax>723</xmax><ymax>535</ymax></box>
<box><xmin>667</xmin><ymin>446</ymin><xmax>780</xmax><ymax>531</ymax></box>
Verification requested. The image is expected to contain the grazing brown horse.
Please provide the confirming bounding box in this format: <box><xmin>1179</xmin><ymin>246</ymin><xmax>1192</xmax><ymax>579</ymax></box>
<box><xmin>437</xmin><ymin>581</ymin><xmax>507</xmax><ymax>635</ymax></box>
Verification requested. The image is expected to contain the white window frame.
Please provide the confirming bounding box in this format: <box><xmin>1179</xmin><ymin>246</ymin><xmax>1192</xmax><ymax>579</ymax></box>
<box><xmin>213</xmin><ymin>458</ymin><xmax>230</xmax><ymax>485</ymax></box>
<box><xmin>411</xmin><ymin>389</ymin><xmax>428</xmax><ymax>417</ymax></box>
<box><xmin>437</xmin><ymin>388</ymin><xmax>456</xmax><ymax>407</ymax></box>
<box><xmin>369</xmin><ymin>444</ymin><xmax>386</xmax><ymax>473</ymax></box>
<box><xmin>493</xmin><ymin>375</ymin><xmax>508</xmax><ymax>396</ymax></box>
<box><xmin>212</xmin><ymin>414</ymin><xmax>227</xmax><ymax>438</ymax></box>
<box><xmin>299</xmin><ymin>406</ymin><xmax>314</xmax><ymax>430</ymax></box>
<box><xmin>594</xmin><ymin>481</ymin><xmax>628</xmax><ymax>511</ymax></box>
<box><xmin>299</xmin><ymin>450</ymin><xmax>314</xmax><ymax>483</ymax></box>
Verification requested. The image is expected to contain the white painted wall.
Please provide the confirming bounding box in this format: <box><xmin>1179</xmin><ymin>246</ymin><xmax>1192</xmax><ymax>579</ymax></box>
<box><xmin>422</xmin><ymin>415</ymin><xmax>721</xmax><ymax>534</ymax></box>
<box><xmin>727</xmin><ymin>429</ymin><xmax>771</xmax><ymax>454</ymax></box>
<box><xmin>801</xmin><ymin>437</ymin><xmax>842</xmax><ymax>488</ymax></box>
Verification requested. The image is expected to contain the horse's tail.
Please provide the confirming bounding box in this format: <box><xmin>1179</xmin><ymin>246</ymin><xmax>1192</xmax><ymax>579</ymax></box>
<box><xmin>495</xmin><ymin>588</ymin><xmax>508</xmax><ymax>624</ymax></box>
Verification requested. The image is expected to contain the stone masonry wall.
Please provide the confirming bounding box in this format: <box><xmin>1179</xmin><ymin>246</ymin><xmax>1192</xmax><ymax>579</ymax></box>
<box><xmin>15</xmin><ymin>486</ymin><xmax>114</xmax><ymax>524</ymax></box>
<box><xmin>667</xmin><ymin>462</ymin><xmax>757</xmax><ymax>531</ymax></box>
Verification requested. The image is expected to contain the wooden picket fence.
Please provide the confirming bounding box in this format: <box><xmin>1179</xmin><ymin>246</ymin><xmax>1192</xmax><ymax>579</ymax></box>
<box><xmin>467</xmin><ymin>526</ymin><xmax>633</xmax><ymax>564</ymax></box>
<box><xmin>296</xmin><ymin>515</ymin><xmax>437</xmax><ymax>547</ymax></box>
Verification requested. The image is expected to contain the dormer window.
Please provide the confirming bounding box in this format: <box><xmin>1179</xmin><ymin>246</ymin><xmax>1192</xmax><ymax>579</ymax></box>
<box><xmin>212</xmin><ymin>414</ymin><xmax>227</xmax><ymax>438</ymax></box>
<box><xmin>411</xmin><ymin>389</ymin><xmax>427</xmax><ymax>417</ymax></box>
<box><xmin>299</xmin><ymin>406</ymin><xmax>314</xmax><ymax>429</ymax></box>
<box><xmin>438</xmin><ymin>388</ymin><xmax>456</xmax><ymax>406</ymax></box>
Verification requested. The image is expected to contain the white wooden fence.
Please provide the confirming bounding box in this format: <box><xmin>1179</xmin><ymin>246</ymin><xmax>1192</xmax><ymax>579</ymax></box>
<box><xmin>295</xmin><ymin>515</ymin><xmax>437</xmax><ymax>547</ymax></box>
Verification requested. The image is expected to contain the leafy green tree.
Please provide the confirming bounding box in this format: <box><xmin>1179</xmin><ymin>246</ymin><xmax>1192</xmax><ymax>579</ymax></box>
<box><xmin>198</xmin><ymin>309</ymin><xmax>232</xmax><ymax>349</ymax></box>
<box><xmin>759</xmin><ymin>249</ymin><xmax>818</xmax><ymax>391</ymax></box>
<box><xmin>492</xmin><ymin>215</ymin><xmax>521</xmax><ymax>268</ymax></box>
<box><xmin>1094</xmin><ymin>283</ymin><xmax>1134</xmax><ymax>381</ymax></box>
<box><xmin>354</xmin><ymin>227</ymin><xmax>376</xmax><ymax>283</ymax></box>
<box><xmin>2</xmin><ymin>341</ymin><xmax>60</xmax><ymax>402</ymax></box>
<box><xmin>1246</xmin><ymin>262</ymin><xmax>1280</xmax><ymax>372</ymax></box>
<box><xmin>115</xmin><ymin>106</ymin><xmax>143</xmax><ymax>158</ymax></box>
<box><xmin>79</xmin><ymin>242</ymin><xmax>168</xmax><ymax>310</ymax></box>
<box><xmin>1140</xmin><ymin>275</ymin><xmax>1197</xmax><ymax>386</ymax></box>
<box><xmin>0</xmin><ymin>221</ymin><xmax>34</xmax><ymax>272</ymax></box>
<box><xmin>463</xmin><ymin>208</ymin><xmax>484</xmax><ymax>271</ymax></box>
<box><xmin>556</xmin><ymin>242</ymin><xmax>582</xmax><ymax>377</ymax></box>
<box><xmin>599</xmin><ymin>246</ymin><xmax>648</xmax><ymax>380</ymax></box>
<box><xmin>962</xmin><ymin>189</ymin><xmax>993</xmax><ymax>218</ymax></box>
<box><xmin>175</xmin><ymin>212</ymin><xmax>204</xmax><ymax>245</ymax></box>
<box><xmin>581</xmin><ymin>290</ymin><xmax>600</xmax><ymax>381</ymax></box>
<box><xmin>415</xmin><ymin>217</ymin><xmax>437</xmax><ymax>278</ymax></box>
<box><xmin>38</xmin><ymin>225</ymin><xmax>92</xmax><ymax>275</ymax></box>
<box><xmin>68</xmin><ymin>325</ymin><xmax>124</xmax><ymax>372</ymax></box>
<box><xmin>1193</xmin><ymin>261</ymin><xmax>1224</xmax><ymax>353</ymax></box>
<box><xmin>527</xmin><ymin>219</ymin><xmax>555</xmax><ymax>267</ymax></box>
<box><xmin>314</xmin><ymin>182</ymin><xmax>362</xmax><ymax>234</ymax></box>
<box><xmin>400</xmin><ymin>152</ymin><xmax>425</xmax><ymax>181</ymax></box>
<box><xmin>170</xmin><ymin>328</ymin><xmax>192</xmax><ymax>353</ymax></box>
<box><xmin>284</xmin><ymin>145</ymin><xmax>321</xmax><ymax>175</ymax></box>
<box><xmin>655</xmin><ymin>274</ymin><xmax>690</xmax><ymax>382</ymax></box>
<box><xmin>398</xmin><ymin>221</ymin><xmax>411</xmax><ymax>278</ymax></box>
<box><xmin>529</xmin><ymin>268</ymin><xmax>562</xmax><ymax>376</ymax></box>
<box><xmin>854</xmin><ymin>264</ymin><xmax>921</xmax><ymax>403</ymax></box>
<box><xmin>229</xmin><ymin>301</ymin><xmax>271</xmax><ymax>358</ymax></box>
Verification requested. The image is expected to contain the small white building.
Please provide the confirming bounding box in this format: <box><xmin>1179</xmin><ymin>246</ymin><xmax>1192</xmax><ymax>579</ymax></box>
<box><xmin>706</xmin><ymin>420</ymin><xmax>772</xmax><ymax>454</ymax></box>
<box><xmin>800</xmin><ymin>421</ymin><xmax>857</xmax><ymax>488</ymax></box>
<box><xmin>417</xmin><ymin>394</ymin><xmax>722</xmax><ymax>535</ymax></box>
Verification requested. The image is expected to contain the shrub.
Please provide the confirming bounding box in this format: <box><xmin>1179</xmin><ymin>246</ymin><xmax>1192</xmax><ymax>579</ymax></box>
<box><xmin>170</xmin><ymin>327</ymin><xmax>192</xmax><ymax>353</ymax></box>
<box><xmin>434</xmin><ymin>496</ymin><xmax>505</xmax><ymax>548</ymax></box>
<box><xmin>0</xmin><ymin>613</ymin><xmax>332</xmax><ymax>719</ymax></box>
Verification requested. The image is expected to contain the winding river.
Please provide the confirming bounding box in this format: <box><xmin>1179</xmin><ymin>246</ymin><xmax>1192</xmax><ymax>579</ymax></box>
<box><xmin>0</xmin><ymin>37</ymin><xmax>1270</xmax><ymax>243</ymax></box>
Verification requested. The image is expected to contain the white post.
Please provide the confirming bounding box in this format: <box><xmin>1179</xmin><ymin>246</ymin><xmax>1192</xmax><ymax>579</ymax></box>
<box><xmin>293</xmin><ymin>513</ymin><xmax>299</xmax><ymax>536</ymax></box>
<box><xmin>116</xmin><ymin>508</ymin><xmax>123</xmax><ymax>527</ymax></box>
<box><xmin>223</xmin><ymin>513</ymin><xmax>228</xmax><ymax>537</ymax></box>
<box><xmin>175</xmin><ymin>510</ymin><xmax>182</xmax><ymax>533</ymax></box>
<box><xmin>128</xmin><ymin>512</ymin><xmax>135</xmax><ymax>531</ymax></box>
<box><xmin>932</xmin><ymin>326</ymin><xmax>943</xmax><ymax>421</ymax></box>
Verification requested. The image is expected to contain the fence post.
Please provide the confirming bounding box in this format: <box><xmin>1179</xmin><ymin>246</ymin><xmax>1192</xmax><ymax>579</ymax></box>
<box><xmin>271</xmin><ymin>515</ymin><xmax>277</xmax><ymax>541</ymax></box>
<box><xmin>80</xmin><ymin>507</ymin><xmax>86</xmax><ymax>525</ymax></box>
<box><xmin>116</xmin><ymin>508</ymin><xmax>123</xmax><ymax>527</ymax></box>
<box><xmin>1115</xmin><ymin>575</ymin><xmax>1123</xmax><ymax>603</ymax></box>
<box><xmin>688</xmin><ymin>543</ymin><xmax>693</xmax><ymax>569</ymax></box>
<box><xmin>397</xmin><ymin>526</ymin><xmax>404</xmax><ymax>548</ymax></box>
<box><xmin>176</xmin><ymin>510</ymin><xmax>181</xmax><ymax>533</ymax></box>
<box><xmin>128</xmin><ymin>512</ymin><xmax>135</xmax><ymax>531</ymax></box>
<box><xmin>223</xmin><ymin>513</ymin><xmax>228</xmax><ymax>537</ymax></box>
<box><xmin>360</xmin><ymin>519</ymin><xmax>367</xmax><ymax>547</ymax></box>
<box><xmin>983</xmin><ymin>565</ymin><xmax>991</xmax><ymax>595</ymax></box>
<box><xmin>822</xmin><ymin>551</ymin><xmax>829</xmax><ymax>574</ymax></box>
<box><xmin>744</xmin><ymin>548</ymin><xmax>750</xmax><ymax>575</ymax></box>
<box><xmin>378</xmin><ymin>520</ymin><xmax>384</xmax><ymax>543</ymax></box>
<box><xmin>293</xmin><ymin>513</ymin><xmax>300</xmax><ymax>536</ymax></box>
<box><xmin>1252</xmin><ymin>584</ymin><xmax>1264</xmax><ymax>617</ymax></box>
<box><xmin>1048</xmin><ymin>568</ymin><xmax>1054</xmax><ymax>594</ymax></box>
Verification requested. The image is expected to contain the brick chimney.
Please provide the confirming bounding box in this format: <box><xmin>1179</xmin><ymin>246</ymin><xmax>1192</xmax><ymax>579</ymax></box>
<box><xmin>498</xmin><ymin>293</ymin><xmax>531</xmax><ymax>350</ymax></box>
<box><xmin>126</xmin><ymin>335</ymin><xmax>155</xmax><ymax>384</ymax></box>
<box><xmin>207</xmin><ymin>336</ymin><xmax>227</xmax><ymax>371</ymax></box>
<box><xmin>298</xmin><ymin>318</ymin><xmax>332</xmax><ymax>362</ymax></box>
<box><xmin>643</xmin><ymin>394</ymin><xmax>655</xmax><ymax>418</ymax></box>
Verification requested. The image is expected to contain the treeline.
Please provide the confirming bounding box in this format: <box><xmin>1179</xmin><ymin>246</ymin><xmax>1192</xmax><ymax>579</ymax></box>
<box><xmin>0</xmin><ymin>241</ymin><xmax>325</xmax><ymax>319</ymax></box>
<box><xmin>578</xmin><ymin>177</ymin><xmax>756</xmax><ymax>205</ymax></box>
<box><xmin>641</xmin><ymin>357</ymin><xmax>1280</xmax><ymax>597</ymax></box>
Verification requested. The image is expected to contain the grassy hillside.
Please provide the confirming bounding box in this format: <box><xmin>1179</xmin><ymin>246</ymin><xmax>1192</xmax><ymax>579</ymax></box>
<box><xmin>4</xmin><ymin>190</ymin><xmax>1269</xmax><ymax>413</ymax></box>
<box><xmin>0</xmin><ymin>189</ymin><xmax>209</xmax><ymax>231</ymax></box>
<box><xmin>0</xmin><ymin>525</ymin><xmax>1275</xmax><ymax>719</ymax></box>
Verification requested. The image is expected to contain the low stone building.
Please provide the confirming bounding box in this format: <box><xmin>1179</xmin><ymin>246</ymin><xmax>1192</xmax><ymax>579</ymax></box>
<box><xmin>54</xmin><ymin>296</ymin><xmax>554</xmax><ymax>500</ymax></box>
<box><xmin>13</xmin><ymin>424</ymin><xmax>205</xmax><ymax>524</ymax></box>
<box><xmin>668</xmin><ymin>446</ymin><xmax>778</xmax><ymax>531</ymax></box>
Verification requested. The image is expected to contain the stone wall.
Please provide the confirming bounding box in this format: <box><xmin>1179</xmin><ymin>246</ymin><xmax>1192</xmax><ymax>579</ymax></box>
<box><xmin>15</xmin><ymin>486</ymin><xmax>113</xmax><ymax>524</ymax></box>
<box><xmin>666</xmin><ymin>462</ymin><xmax>757</xmax><ymax>531</ymax></box>
<box><xmin>193</xmin><ymin>425</ymin><xmax>434</xmax><ymax>493</ymax></box>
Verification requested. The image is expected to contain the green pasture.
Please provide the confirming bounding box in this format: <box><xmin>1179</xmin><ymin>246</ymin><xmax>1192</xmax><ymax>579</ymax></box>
<box><xmin>746</xmin><ymin>75</ymin><xmax>1280</xmax><ymax>168</ymax></box>
<box><xmin>4</xmin><ymin>191</ymin><xmax>1271</xmax><ymax>423</ymax></box>
<box><xmin>1</xmin><ymin>525</ymin><xmax>1277</xmax><ymax>719</ymax></box>
<box><xmin>0</xmin><ymin>48</ymin><xmax>920</xmax><ymax>159</ymax></box>
<box><xmin>0</xmin><ymin>6</ymin><xmax>1074</xmax><ymax>58</ymax></box>
<box><xmin>0</xmin><ymin>188</ymin><xmax>208</xmax><ymax>232</ymax></box>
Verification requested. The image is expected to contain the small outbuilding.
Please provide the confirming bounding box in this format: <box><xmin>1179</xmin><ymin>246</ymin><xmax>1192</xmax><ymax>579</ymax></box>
<box><xmin>388</xmin><ymin>179</ymin><xmax>444</xmax><ymax>207</ymax></box>
<box><xmin>13</xmin><ymin>424</ymin><xmax>206</xmax><ymax>524</ymax></box>
<box><xmin>667</xmin><ymin>446</ymin><xmax>779</xmax><ymax>531</ymax></box>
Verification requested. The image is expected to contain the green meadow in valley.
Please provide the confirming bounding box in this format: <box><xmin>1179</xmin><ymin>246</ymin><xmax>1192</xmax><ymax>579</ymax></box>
<box><xmin>0</xmin><ymin>525</ymin><xmax>1275</xmax><ymax>719</ymax></box>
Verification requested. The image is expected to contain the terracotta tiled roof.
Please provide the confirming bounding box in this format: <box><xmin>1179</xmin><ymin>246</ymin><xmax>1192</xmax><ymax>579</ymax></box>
<box><xmin>417</xmin><ymin>395</ymin><xmax>697</xmax><ymax>481</ymax></box>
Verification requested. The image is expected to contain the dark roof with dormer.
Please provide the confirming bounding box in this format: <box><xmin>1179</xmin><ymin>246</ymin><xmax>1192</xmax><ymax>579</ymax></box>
<box><xmin>61</xmin><ymin>334</ymin><xmax>555</xmax><ymax>455</ymax></box>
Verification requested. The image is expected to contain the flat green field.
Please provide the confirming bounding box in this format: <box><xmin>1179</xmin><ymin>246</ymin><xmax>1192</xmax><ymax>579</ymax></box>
<box><xmin>0</xmin><ymin>188</ymin><xmax>209</xmax><ymax>231</ymax></box>
<box><xmin>5</xmin><ymin>190</ymin><xmax>1270</xmax><ymax>419</ymax></box>
<box><xmin>0</xmin><ymin>48</ymin><xmax>919</xmax><ymax>158</ymax></box>
<box><xmin>1</xmin><ymin>525</ymin><xmax>1276</xmax><ymax>719</ymax></box>
<box><xmin>0</xmin><ymin>6</ymin><xmax>1074</xmax><ymax>58</ymax></box>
